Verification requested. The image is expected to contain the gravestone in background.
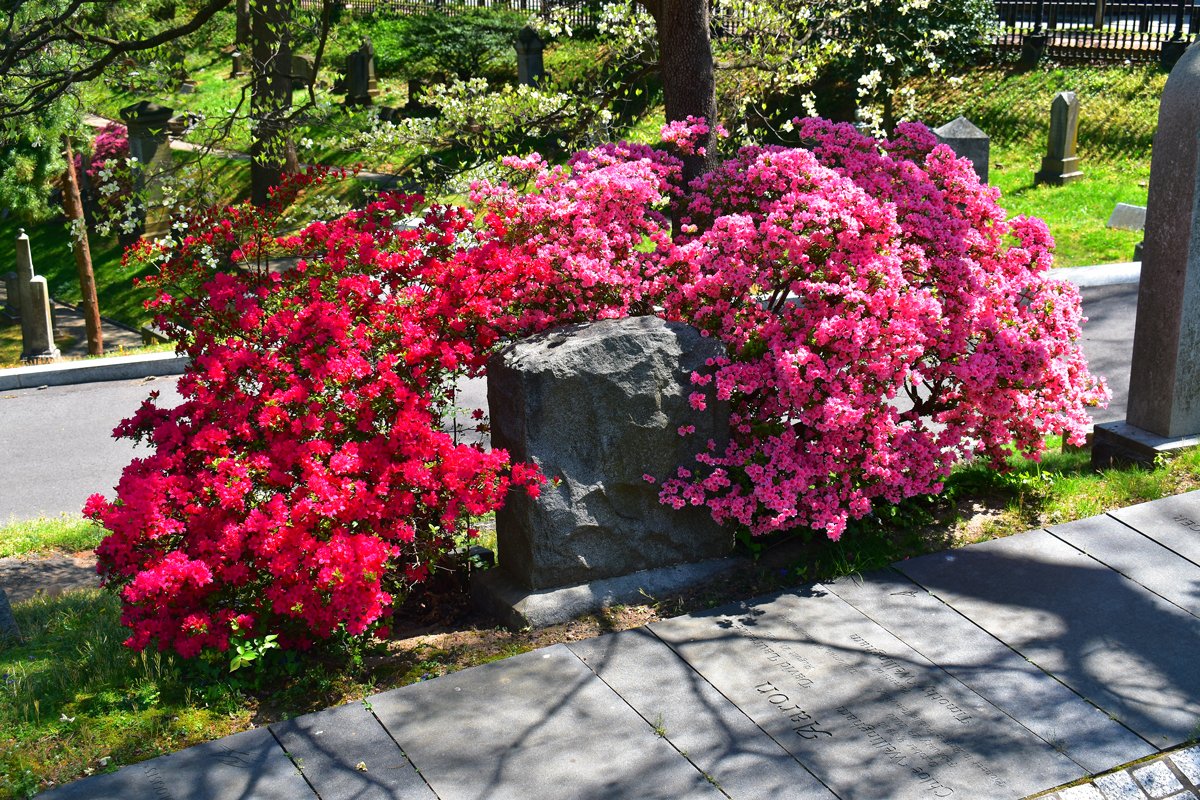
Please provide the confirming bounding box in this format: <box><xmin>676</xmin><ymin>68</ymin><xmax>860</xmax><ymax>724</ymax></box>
<box><xmin>933</xmin><ymin>116</ymin><xmax>989</xmax><ymax>184</ymax></box>
<box><xmin>15</xmin><ymin>229</ymin><xmax>58</xmax><ymax>362</ymax></box>
<box><xmin>515</xmin><ymin>26</ymin><xmax>545</xmax><ymax>86</ymax></box>
<box><xmin>118</xmin><ymin>101</ymin><xmax>174</xmax><ymax>240</ymax></box>
<box><xmin>1106</xmin><ymin>202</ymin><xmax>1147</xmax><ymax>232</ymax></box>
<box><xmin>290</xmin><ymin>54</ymin><xmax>315</xmax><ymax>90</ymax></box>
<box><xmin>1034</xmin><ymin>91</ymin><xmax>1083</xmax><ymax>186</ymax></box>
<box><xmin>345</xmin><ymin>37</ymin><xmax>378</xmax><ymax>106</ymax></box>
<box><xmin>1094</xmin><ymin>43</ymin><xmax>1200</xmax><ymax>467</ymax></box>
<box><xmin>0</xmin><ymin>586</ymin><xmax>19</xmax><ymax>641</ymax></box>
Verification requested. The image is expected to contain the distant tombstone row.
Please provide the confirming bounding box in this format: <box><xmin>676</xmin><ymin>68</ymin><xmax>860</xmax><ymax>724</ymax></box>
<box><xmin>5</xmin><ymin>229</ymin><xmax>60</xmax><ymax>362</ymax></box>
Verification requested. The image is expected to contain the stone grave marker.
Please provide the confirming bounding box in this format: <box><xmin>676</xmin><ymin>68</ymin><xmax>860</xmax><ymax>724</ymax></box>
<box><xmin>230</xmin><ymin>49</ymin><xmax>247</xmax><ymax>78</ymax></box>
<box><xmin>515</xmin><ymin>26</ymin><xmax>545</xmax><ymax>86</ymax></box>
<box><xmin>1035</xmin><ymin>91</ymin><xmax>1083</xmax><ymax>186</ymax></box>
<box><xmin>0</xmin><ymin>586</ymin><xmax>19</xmax><ymax>641</ymax></box>
<box><xmin>897</xmin><ymin>529</ymin><xmax>1200</xmax><ymax>748</ymax></box>
<box><xmin>345</xmin><ymin>37</ymin><xmax>379</xmax><ymax>106</ymax></box>
<box><xmin>119</xmin><ymin>101</ymin><xmax>174</xmax><ymax>240</ymax></box>
<box><xmin>1093</xmin><ymin>44</ymin><xmax>1200</xmax><ymax>466</ymax></box>
<box><xmin>1108</xmin><ymin>490</ymin><xmax>1200</xmax><ymax>566</ymax></box>
<box><xmin>649</xmin><ymin>588</ymin><xmax>1085</xmax><ymax>799</ymax></box>
<box><xmin>271</xmin><ymin>702</ymin><xmax>434</xmax><ymax>800</ymax></box>
<box><xmin>570</xmin><ymin>629</ymin><xmax>841</xmax><ymax>799</ymax></box>
<box><xmin>38</xmin><ymin>727</ymin><xmax>312</xmax><ymax>800</ymax></box>
<box><xmin>933</xmin><ymin>116</ymin><xmax>989</xmax><ymax>184</ymax></box>
<box><xmin>825</xmin><ymin>569</ymin><xmax>1154</xmax><ymax>773</ymax></box>
<box><xmin>291</xmin><ymin>54</ymin><xmax>315</xmax><ymax>89</ymax></box>
<box><xmin>1106</xmin><ymin>202</ymin><xmax>1147</xmax><ymax>231</ymax></box>
<box><xmin>1048</xmin><ymin>512</ymin><xmax>1200</xmax><ymax>617</ymax></box>
<box><xmin>15</xmin><ymin>229</ymin><xmax>59</xmax><ymax>362</ymax></box>
<box><xmin>485</xmin><ymin>316</ymin><xmax>730</xmax><ymax>589</ymax></box>
<box><xmin>368</xmin><ymin>645</ymin><xmax>724</xmax><ymax>800</ymax></box>
<box><xmin>3</xmin><ymin>270</ymin><xmax>19</xmax><ymax>317</ymax></box>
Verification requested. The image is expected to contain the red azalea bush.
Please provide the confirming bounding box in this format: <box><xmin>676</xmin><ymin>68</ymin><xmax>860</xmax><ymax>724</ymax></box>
<box><xmin>86</xmin><ymin>182</ymin><xmax>542</xmax><ymax>657</ymax></box>
<box><xmin>89</xmin><ymin>118</ymin><xmax>1107</xmax><ymax>658</ymax></box>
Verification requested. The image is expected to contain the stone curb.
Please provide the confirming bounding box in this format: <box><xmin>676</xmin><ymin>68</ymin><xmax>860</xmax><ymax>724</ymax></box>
<box><xmin>1050</xmin><ymin>261</ymin><xmax>1141</xmax><ymax>287</ymax></box>
<box><xmin>0</xmin><ymin>351</ymin><xmax>189</xmax><ymax>391</ymax></box>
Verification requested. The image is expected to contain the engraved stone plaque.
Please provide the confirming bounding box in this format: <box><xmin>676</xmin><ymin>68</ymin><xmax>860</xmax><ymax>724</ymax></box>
<box><xmin>368</xmin><ymin>645</ymin><xmax>722</xmax><ymax>800</ymax></box>
<box><xmin>271</xmin><ymin>701</ymin><xmax>434</xmax><ymax>800</ymax></box>
<box><xmin>649</xmin><ymin>587</ymin><xmax>1083</xmax><ymax>800</ymax></box>
<box><xmin>899</xmin><ymin>530</ymin><xmax>1200</xmax><ymax>748</ymax></box>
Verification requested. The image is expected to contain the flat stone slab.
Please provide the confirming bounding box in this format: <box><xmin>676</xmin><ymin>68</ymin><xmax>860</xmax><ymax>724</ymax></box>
<box><xmin>41</xmin><ymin>727</ymin><xmax>313</xmax><ymax>800</ymax></box>
<box><xmin>368</xmin><ymin>644</ymin><xmax>722</xmax><ymax>800</ymax></box>
<box><xmin>649</xmin><ymin>587</ymin><xmax>1083</xmax><ymax>800</ymax></box>
<box><xmin>1049</xmin><ymin>513</ymin><xmax>1200</xmax><ymax>618</ymax></box>
<box><xmin>825</xmin><ymin>569</ymin><xmax>1153</xmax><ymax>773</ymax></box>
<box><xmin>897</xmin><ymin>529</ymin><xmax>1200</xmax><ymax>748</ymax></box>
<box><xmin>570</xmin><ymin>628</ymin><xmax>838</xmax><ymax>799</ymax></box>
<box><xmin>271</xmin><ymin>701</ymin><xmax>433</xmax><ymax>800</ymax></box>
<box><xmin>1109</xmin><ymin>490</ymin><xmax>1200</xmax><ymax>566</ymax></box>
<box><xmin>1107</xmin><ymin>202</ymin><xmax>1147</xmax><ymax>231</ymax></box>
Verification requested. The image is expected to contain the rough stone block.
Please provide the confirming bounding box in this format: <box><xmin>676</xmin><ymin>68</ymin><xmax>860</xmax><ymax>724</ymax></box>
<box><xmin>488</xmin><ymin>315</ymin><xmax>731</xmax><ymax>590</ymax></box>
<box><xmin>1107</xmin><ymin>202</ymin><xmax>1148</xmax><ymax>231</ymax></box>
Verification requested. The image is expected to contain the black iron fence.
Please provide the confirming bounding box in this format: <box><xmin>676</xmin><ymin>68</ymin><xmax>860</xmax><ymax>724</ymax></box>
<box><xmin>993</xmin><ymin>0</ymin><xmax>1198</xmax><ymax>61</ymax></box>
<box><xmin>307</xmin><ymin>0</ymin><xmax>1197</xmax><ymax>64</ymax></box>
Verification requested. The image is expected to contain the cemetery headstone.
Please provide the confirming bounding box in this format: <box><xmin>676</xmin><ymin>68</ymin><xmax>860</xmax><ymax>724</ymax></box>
<box><xmin>1107</xmin><ymin>202</ymin><xmax>1147</xmax><ymax>231</ymax></box>
<box><xmin>119</xmin><ymin>100</ymin><xmax>175</xmax><ymax>240</ymax></box>
<box><xmin>1034</xmin><ymin>91</ymin><xmax>1083</xmax><ymax>186</ymax></box>
<box><xmin>482</xmin><ymin>316</ymin><xmax>731</xmax><ymax>619</ymax></box>
<box><xmin>230</xmin><ymin>49</ymin><xmax>247</xmax><ymax>78</ymax></box>
<box><xmin>0</xmin><ymin>586</ymin><xmax>19</xmax><ymax>642</ymax></box>
<box><xmin>3</xmin><ymin>271</ymin><xmax>18</xmax><ymax>318</ymax></box>
<box><xmin>515</xmin><ymin>26</ymin><xmax>545</xmax><ymax>86</ymax></box>
<box><xmin>345</xmin><ymin>37</ymin><xmax>378</xmax><ymax>106</ymax></box>
<box><xmin>15</xmin><ymin>229</ymin><xmax>59</xmax><ymax>362</ymax></box>
<box><xmin>933</xmin><ymin>115</ymin><xmax>989</xmax><ymax>184</ymax></box>
<box><xmin>290</xmin><ymin>54</ymin><xmax>315</xmax><ymax>90</ymax></box>
<box><xmin>1094</xmin><ymin>44</ymin><xmax>1200</xmax><ymax>466</ymax></box>
<box><xmin>1020</xmin><ymin>31</ymin><xmax>1049</xmax><ymax>69</ymax></box>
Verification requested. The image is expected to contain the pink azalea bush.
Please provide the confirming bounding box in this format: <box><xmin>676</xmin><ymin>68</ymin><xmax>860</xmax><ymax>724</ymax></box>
<box><xmin>75</xmin><ymin>122</ymin><xmax>134</xmax><ymax>231</ymax></box>
<box><xmin>88</xmin><ymin>118</ymin><xmax>1106</xmax><ymax>658</ymax></box>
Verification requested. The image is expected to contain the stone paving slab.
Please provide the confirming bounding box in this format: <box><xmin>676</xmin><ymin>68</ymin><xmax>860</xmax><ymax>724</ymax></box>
<box><xmin>649</xmin><ymin>587</ymin><xmax>1083</xmax><ymax>800</ymax></box>
<box><xmin>271</xmin><ymin>701</ymin><xmax>434</xmax><ymax>800</ymax></box>
<box><xmin>824</xmin><ymin>569</ymin><xmax>1154</xmax><ymax>773</ymax></box>
<box><xmin>897</xmin><ymin>529</ymin><xmax>1200</xmax><ymax>749</ymax></box>
<box><xmin>368</xmin><ymin>644</ymin><xmax>722</xmax><ymax>800</ymax></box>
<box><xmin>569</xmin><ymin>627</ymin><xmax>839</xmax><ymax>799</ymax></box>
<box><xmin>1109</xmin><ymin>492</ymin><xmax>1200</xmax><ymax>566</ymax></box>
<box><xmin>1048</xmin><ymin>514</ymin><xmax>1200</xmax><ymax>618</ymax></box>
<box><xmin>40</xmin><ymin>727</ymin><xmax>312</xmax><ymax>800</ymax></box>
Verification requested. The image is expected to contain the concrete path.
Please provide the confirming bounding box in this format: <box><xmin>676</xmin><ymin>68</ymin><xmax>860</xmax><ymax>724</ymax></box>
<box><xmin>37</xmin><ymin>489</ymin><xmax>1200</xmax><ymax>800</ymax></box>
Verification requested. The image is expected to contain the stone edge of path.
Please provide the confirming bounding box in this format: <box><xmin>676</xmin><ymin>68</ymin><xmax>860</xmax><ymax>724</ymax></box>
<box><xmin>0</xmin><ymin>351</ymin><xmax>189</xmax><ymax>391</ymax></box>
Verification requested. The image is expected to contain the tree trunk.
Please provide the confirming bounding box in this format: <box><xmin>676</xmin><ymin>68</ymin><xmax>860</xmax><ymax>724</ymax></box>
<box><xmin>236</xmin><ymin>0</ymin><xmax>251</xmax><ymax>45</ymax></box>
<box><xmin>249</xmin><ymin>0</ymin><xmax>294</xmax><ymax>207</ymax></box>
<box><xmin>62</xmin><ymin>137</ymin><xmax>104</xmax><ymax>356</ymax></box>
<box><xmin>642</xmin><ymin>0</ymin><xmax>719</xmax><ymax>189</ymax></box>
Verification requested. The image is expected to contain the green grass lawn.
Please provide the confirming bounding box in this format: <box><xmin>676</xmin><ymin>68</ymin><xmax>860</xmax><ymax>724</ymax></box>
<box><xmin>907</xmin><ymin>64</ymin><xmax>1164</xmax><ymax>268</ymax></box>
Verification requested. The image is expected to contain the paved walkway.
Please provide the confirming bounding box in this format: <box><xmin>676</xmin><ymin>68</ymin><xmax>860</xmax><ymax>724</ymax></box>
<box><xmin>38</xmin><ymin>489</ymin><xmax>1200</xmax><ymax>800</ymax></box>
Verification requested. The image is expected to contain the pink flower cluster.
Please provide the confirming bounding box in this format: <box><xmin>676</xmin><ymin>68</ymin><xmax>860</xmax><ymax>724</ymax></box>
<box><xmin>659</xmin><ymin>116</ymin><xmax>729</xmax><ymax>157</ymax></box>
<box><xmin>474</xmin><ymin>118</ymin><xmax>1108</xmax><ymax>540</ymax></box>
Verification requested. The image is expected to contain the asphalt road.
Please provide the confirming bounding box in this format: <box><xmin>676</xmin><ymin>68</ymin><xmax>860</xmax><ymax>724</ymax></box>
<box><xmin>0</xmin><ymin>284</ymin><xmax>1138</xmax><ymax>523</ymax></box>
